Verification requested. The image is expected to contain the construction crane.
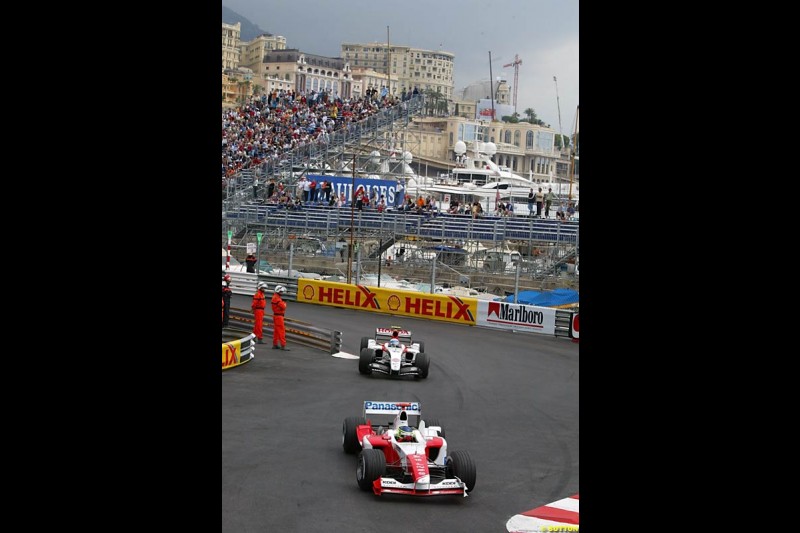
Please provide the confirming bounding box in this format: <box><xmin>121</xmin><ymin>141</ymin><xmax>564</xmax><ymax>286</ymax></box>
<box><xmin>503</xmin><ymin>54</ymin><xmax>522</xmax><ymax>114</ymax></box>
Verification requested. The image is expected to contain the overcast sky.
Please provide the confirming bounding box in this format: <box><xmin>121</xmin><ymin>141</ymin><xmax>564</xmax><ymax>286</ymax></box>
<box><xmin>223</xmin><ymin>0</ymin><xmax>578</xmax><ymax>135</ymax></box>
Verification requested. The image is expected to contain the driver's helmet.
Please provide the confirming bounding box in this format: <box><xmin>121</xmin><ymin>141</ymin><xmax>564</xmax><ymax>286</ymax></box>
<box><xmin>389</xmin><ymin>338</ymin><xmax>400</xmax><ymax>348</ymax></box>
<box><xmin>396</xmin><ymin>426</ymin><xmax>414</xmax><ymax>442</ymax></box>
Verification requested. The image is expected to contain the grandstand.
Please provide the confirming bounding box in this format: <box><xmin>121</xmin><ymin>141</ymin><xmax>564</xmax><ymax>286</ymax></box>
<box><xmin>221</xmin><ymin>94</ymin><xmax>578</xmax><ymax>293</ymax></box>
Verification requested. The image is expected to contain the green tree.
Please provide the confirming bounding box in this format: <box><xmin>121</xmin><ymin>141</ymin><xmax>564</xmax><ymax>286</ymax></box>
<box><xmin>424</xmin><ymin>88</ymin><xmax>446</xmax><ymax>116</ymax></box>
<box><xmin>555</xmin><ymin>134</ymin><xmax>570</xmax><ymax>149</ymax></box>
<box><xmin>236</xmin><ymin>80</ymin><xmax>251</xmax><ymax>105</ymax></box>
<box><xmin>524</xmin><ymin>107</ymin><xmax>536</xmax><ymax>123</ymax></box>
<box><xmin>436</xmin><ymin>99</ymin><xmax>448</xmax><ymax>115</ymax></box>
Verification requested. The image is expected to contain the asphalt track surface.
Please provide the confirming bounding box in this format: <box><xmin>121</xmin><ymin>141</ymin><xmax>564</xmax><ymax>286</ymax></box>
<box><xmin>222</xmin><ymin>293</ymin><xmax>579</xmax><ymax>532</ymax></box>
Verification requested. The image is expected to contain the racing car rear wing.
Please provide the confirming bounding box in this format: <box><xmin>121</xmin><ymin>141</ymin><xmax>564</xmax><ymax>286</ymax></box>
<box><xmin>376</xmin><ymin>327</ymin><xmax>412</xmax><ymax>344</ymax></box>
<box><xmin>363</xmin><ymin>401</ymin><xmax>421</xmax><ymax>427</ymax></box>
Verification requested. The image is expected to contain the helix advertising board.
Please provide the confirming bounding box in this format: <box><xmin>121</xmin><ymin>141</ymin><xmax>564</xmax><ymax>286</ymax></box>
<box><xmin>296</xmin><ymin>279</ymin><xmax>478</xmax><ymax>325</ymax></box>
<box><xmin>222</xmin><ymin>339</ymin><xmax>248</xmax><ymax>370</ymax></box>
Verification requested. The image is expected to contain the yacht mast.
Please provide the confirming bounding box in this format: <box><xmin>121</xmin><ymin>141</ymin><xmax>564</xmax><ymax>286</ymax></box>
<box><xmin>568</xmin><ymin>105</ymin><xmax>579</xmax><ymax>201</ymax></box>
<box><xmin>488</xmin><ymin>51</ymin><xmax>495</xmax><ymax>121</ymax></box>
<box><xmin>554</xmin><ymin>76</ymin><xmax>564</xmax><ymax>198</ymax></box>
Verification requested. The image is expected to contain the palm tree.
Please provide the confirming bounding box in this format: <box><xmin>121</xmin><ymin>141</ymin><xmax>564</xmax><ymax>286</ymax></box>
<box><xmin>236</xmin><ymin>80</ymin><xmax>251</xmax><ymax>105</ymax></box>
<box><xmin>423</xmin><ymin>88</ymin><xmax>439</xmax><ymax>116</ymax></box>
<box><xmin>436</xmin><ymin>98</ymin><xmax>448</xmax><ymax>116</ymax></box>
<box><xmin>524</xmin><ymin>107</ymin><xmax>536</xmax><ymax>123</ymax></box>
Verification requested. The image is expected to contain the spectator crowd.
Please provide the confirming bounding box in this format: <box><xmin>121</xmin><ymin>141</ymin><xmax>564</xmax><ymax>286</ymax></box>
<box><xmin>222</xmin><ymin>87</ymin><xmax>418</xmax><ymax>185</ymax></box>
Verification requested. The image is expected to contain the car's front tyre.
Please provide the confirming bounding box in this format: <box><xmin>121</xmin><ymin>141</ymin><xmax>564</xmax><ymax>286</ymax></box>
<box><xmin>342</xmin><ymin>416</ymin><xmax>366</xmax><ymax>454</ymax></box>
<box><xmin>359</xmin><ymin>348</ymin><xmax>375</xmax><ymax>375</ymax></box>
<box><xmin>357</xmin><ymin>449</ymin><xmax>386</xmax><ymax>491</ymax></box>
<box><xmin>446</xmin><ymin>450</ymin><xmax>476</xmax><ymax>493</ymax></box>
<box><xmin>415</xmin><ymin>352</ymin><xmax>430</xmax><ymax>378</ymax></box>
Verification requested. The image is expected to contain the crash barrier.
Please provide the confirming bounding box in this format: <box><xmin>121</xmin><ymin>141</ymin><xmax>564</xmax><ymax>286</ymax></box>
<box><xmin>228</xmin><ymin>307</ymin><xmax>343</xmax><ymax>354</ymax></box>
<box><xmin>222</xmin><ymin>331</ymin><xmax>255</xmax><ymax>370</ymax></box>
<box><xmin>570</xmin><ymin>312</ymin><xmax>579</xmax><ymax>342</ymax></box>
<box><xmin>225</xmin><ymin>271</ymin><xmax>301</xmax><ymax>299</ymax></box>
<box><xmin>295</xmin><ymin>278</ymin><xmax>579</xmax><ymax>340</ymax></box>
<box><xmin>225</xmin><ymin>203</ymin><xmax>579</xmax><ymax>245</ymax></box>
<box><xmin>225</xmin><ymin>275</ymin><xmax>576</xmax><ymax>351</ymax></box>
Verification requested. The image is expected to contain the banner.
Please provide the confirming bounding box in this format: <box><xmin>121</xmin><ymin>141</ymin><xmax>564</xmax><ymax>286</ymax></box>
<box><xmin>475</xmin><ymin>300</ymin><xmax>557</xmax><ymax>335</ymax></box>
<box><xmin>308</xmin><ymin>175</ymin><xmax>406</xmax><ymax>207</ymax></box>
<box><xmin>222</xmin><ymin>339</ymin><xmax>242</xmax><ymax>369</ymax></box>
<box><xmin>297</xmin><ymin>279</ymin><xmax>477</xmax><ymax>325</ymax></box>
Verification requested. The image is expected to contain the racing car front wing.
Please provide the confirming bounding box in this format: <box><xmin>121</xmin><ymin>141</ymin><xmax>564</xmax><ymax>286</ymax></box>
<box><xmin>368</xmin><ymin>363</ymin><xmax>423</xmax><ymax>377</ymax></box>
<box><xmin>373</xmin><ymin>476</ymin><xmax>468</xmax><ymax>497</ymax></box>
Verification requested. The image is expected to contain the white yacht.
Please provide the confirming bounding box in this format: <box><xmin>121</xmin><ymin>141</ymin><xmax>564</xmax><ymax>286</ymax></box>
<box><xmin>405</xmin><ymin>135</ymin><xmax>578</xmax><ymax>214</ymax></box>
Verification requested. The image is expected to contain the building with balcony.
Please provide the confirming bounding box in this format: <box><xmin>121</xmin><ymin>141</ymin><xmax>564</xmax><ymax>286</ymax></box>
<box><xmin>352</xmin><ymin>68</ymin><xmax>400</xmax><ymax>98</ymax></box>
<box><xmin>240</xmin><ymin>33</ymin><xmax>287</xmax><ymax>79</ymax></box>
<box><xmin>222</xmin><ymin>22</ymin><xmax>241</xmax><ymax>70</ymax></box>
<box><xmin>397</xmin><ymin>116</ymin><xmax>569</xmax><ymax>182</ymax></box>
<box><xmin>341</xmin><ymin>42</ymin><xmax>454</xmax><ymax>100</ymax></box>
<box><xmin>262</xmin><ymin>49</ymin><xmax>352</xmax><ymax>98</ymax></box>
<box><xmin>223</xmin><ymin>67</ymin><xmax>255</xmax><ymax>107</ymax></box>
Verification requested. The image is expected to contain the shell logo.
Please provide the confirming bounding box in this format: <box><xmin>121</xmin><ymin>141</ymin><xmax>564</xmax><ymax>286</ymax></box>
<box><xmin>302</xmin><ymin>285</ymin><xmax>315</xmax><ymax>300</ymax></box>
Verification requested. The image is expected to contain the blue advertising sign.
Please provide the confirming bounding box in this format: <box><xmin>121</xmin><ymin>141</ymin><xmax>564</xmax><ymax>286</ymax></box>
<box><xmin>308</xmin><ymin>175</ymin><xmax>406</xmax><ymax>207</ymax></box>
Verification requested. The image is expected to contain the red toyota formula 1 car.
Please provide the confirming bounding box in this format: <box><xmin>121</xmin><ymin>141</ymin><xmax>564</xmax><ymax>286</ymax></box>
<box><xmin>342</xmin><ymin>401</ymin><xmax>476</xmax><ymax>497</ymax></box>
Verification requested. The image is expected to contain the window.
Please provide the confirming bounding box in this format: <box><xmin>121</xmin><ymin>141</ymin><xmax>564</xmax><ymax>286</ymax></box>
<box><xmin>526</xmin><ymin>131</ymin><xmax>534</xmax><ymax>149</ymax></box>
<box><xmin>536</xmin><ymin>131</ymin><xmax>554</xmax><ymax>151</ymax></box>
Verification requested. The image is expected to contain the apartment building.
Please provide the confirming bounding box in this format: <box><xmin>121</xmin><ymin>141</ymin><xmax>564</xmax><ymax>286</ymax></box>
<box><xmin>341</xmin><ymin>42</ymin><xmax>454</xmax><ymax>100</ymax></box>
<box><xmin>262</xmin><ymin>49</ymin><xmax>352</xmax><ymax>99</ymax></box>
<box><xmin>222</xmin><ymin>22</ymin><xmax>241</xmax><ymax>70</ymax></box>
<box><xmin>397</xmin><ymin>115</ymin><xmax>566</xmax><ymax>181</ymax></box>
<box><xmin>239</xmin><ymin>33</ymin><xmax>287</xmax><ymax>78</ymax></box>
<box><xmin>349</xmin><ymin>67</ymin><xmax>394</xmax><ymax>99</ymax></box>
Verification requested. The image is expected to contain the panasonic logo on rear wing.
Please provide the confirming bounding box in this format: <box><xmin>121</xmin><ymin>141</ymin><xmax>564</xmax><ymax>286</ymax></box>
<box><xmin>363</xmin><ymin>401</ymin><xmax>421</xmax><ymax>415</ymax></box>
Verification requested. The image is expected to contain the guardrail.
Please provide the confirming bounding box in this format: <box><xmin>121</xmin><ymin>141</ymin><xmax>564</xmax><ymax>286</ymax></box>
<box><xmin>225</xmin><ymin>203</ymin><xmax>579</xmax><ymax>245</ymax></box>
<box><xmin>222</xmin><ymin>331</ymin><xmax>255</xmax><ymax>370</ymax></box>
<box><xmin>227</xmin><ymin>307</ymin><xmax>343</xmax><ymax>354</ymax></box>
<box><xmin>226</xmin><ymin>270</ymin><xmax>575</xmax><ymax>344</ymax></box>
<box><xmin>225</xmin><ymin>271</ymin><xmax>300</xmax><ymax>298</ymax></box>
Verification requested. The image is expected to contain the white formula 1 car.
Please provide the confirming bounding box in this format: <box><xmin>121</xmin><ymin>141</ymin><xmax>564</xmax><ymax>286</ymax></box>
<box><xmin>342</xmin><ymin>401</ymin><xmax>476</xmax><ymax>497</ymax></box>
<box><xmin>358</xmin><ymin>326</ymin><xmax>429</xmax><ymax>378</ymax></box>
